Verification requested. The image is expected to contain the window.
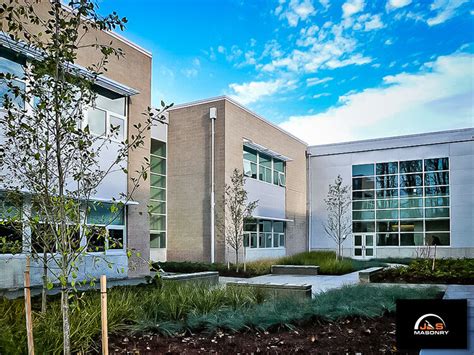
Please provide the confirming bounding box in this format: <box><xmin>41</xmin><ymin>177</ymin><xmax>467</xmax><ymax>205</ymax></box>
<box><xmin>0</xmin><ymin>191</ymin><xmax>22</xmax><ymax>254</ymax></box>
<box><xmin>351</xmin><ymin>157</ymin><xmax>450</xmax><ymax>247</ymax></box>
<box><xmin>86</xmin><ymin>202</ymin><xmax>125</xmax><ymax>251</ymax></box>
<box><xmin>258</xmin><ymin>154</ymin><xmax>272</xmax><ymax>184</ymax></box>
<box><xmin>150</xmin><ymin>139</ymin><xmax>167</xmax><ymax>249</ymax></box>
<box><xmin>86</xmin><ymin>92</ymin><xmax>127</xmax><ymax>141</ymax></box>
<box><xmin>0</xmin><ymin>48</ymin><xmax>26</xmax><ymax>109</ymax></box>
<box><xmin>376</xmin><ymin>162</ymin><xmax>398</xmax><ymax>175</ymax></box>
<box><xmin>424</xmin><ymin>158</ymin><xmax>448</xmax><ymax>172</ymax></box>
<box><xmin>243</xmin><ymin>146</ymin><xmax>286</xmax><ymax>186</ymax></box>
<box><xmin>243</xmin><ymin>147</ymin><xmax>258</xmax><ymax>179</ymax></box>
<box><xmin>150</xmin><ymin>232</ymin><xmax>166</xmax><ymax>248</ymax></box>
<box><xmin>244</xmin><ymin>219</ymin><xmax>285</xmax><ymax>249</ymax></box>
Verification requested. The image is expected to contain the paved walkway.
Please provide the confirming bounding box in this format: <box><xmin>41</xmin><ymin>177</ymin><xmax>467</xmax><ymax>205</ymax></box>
<box><xmin>420</xmin><ymin>285</ymin><xmax>474</xmax><ymax>355</ymax></box>
<box><xmin>220</xmin><ymin>271</ymin><xmax>360</xmax><ymax>296</ymax></box>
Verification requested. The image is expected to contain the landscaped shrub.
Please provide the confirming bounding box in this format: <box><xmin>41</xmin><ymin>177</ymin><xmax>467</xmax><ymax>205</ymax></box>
<box><xmin>0</xmin><ymin>282</ymin><xmax>263</xmax><ymax>354</ymax></box>
<box><xmin>372</xmin><ymin>258</ymin><xmax>474</xmax><ymax>284</ymax></box>
<box><xmin>156</xmin><ymin>251</ymin><xmax>394</xmax><ymax>277</ymax></box>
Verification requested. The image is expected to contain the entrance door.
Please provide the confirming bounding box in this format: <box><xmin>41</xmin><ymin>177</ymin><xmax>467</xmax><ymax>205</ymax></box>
<box><xmin>353</xmin><ymin>234</ymin><xmax>375</xmax><ymax>259</ymax></box>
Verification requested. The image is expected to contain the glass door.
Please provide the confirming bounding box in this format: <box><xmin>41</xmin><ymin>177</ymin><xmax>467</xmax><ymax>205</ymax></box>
<box><xmin>353</xmin><ymin>234</ymin><xmax>376</xmax><ymax>259</ymax></box>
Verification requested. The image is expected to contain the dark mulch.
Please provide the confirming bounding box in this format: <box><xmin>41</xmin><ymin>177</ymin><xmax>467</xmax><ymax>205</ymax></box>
<box><xmin>371</xmin><ymin>271</ymin><xmax>474</xmax><ymax>285</ymax></box>
<box><xmin>108</xmin><ymin>315</ymin><xmax>414</xmax><ymax>354</ymax></box>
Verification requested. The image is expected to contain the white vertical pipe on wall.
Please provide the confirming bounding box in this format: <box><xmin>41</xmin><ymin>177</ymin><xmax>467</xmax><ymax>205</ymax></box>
<box><xmin>307</xmin><ymin>151</ymin><xmax>312</xmax><ymax>252</ymax></box>
<box><xmin>209</xmin><ymin>107</ymin><xmax>217</xmax><ymax>263</ymax></box>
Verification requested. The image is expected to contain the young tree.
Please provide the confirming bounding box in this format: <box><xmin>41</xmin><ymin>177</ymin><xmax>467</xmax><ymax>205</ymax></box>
<box><xmin>323</xmin><ymin>175</ymin><xmax>351</xmax><ymax>261</ymax></box>
<box><xmin>0</xmin><ymin>1</ymin><xmax>170</xmax><ymax>353</ymax></box>
<box><xmin>222</xmin><ymin>169</ymin><xmax>257</xmax><ymax>272</ymax></box>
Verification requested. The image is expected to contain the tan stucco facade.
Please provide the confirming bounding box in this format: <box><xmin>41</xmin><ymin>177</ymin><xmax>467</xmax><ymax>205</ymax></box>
<box><xmin>167</xmin><ymin>97</ymin><xmax>307</xmax><ymax>262</ymax></box>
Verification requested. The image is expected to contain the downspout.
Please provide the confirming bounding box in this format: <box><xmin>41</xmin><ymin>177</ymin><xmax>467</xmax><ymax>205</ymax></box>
<box><xmin>307</xmin><ymin>151</ymin><xmax>312</xmax><ymax>252</ymax></box>
<box><xmin>209</xmin><ymin>107</ymin><xmax>217</xmax><ymax>263</ymax></box>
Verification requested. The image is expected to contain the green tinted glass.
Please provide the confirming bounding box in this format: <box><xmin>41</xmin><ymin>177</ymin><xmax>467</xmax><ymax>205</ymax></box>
<box><xmin>151</xmin><ymin>140</ymin><xmax>166</xmax><ymax>157</ymax></box>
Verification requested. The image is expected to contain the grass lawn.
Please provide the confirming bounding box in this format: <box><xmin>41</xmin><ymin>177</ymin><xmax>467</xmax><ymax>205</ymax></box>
<box><xmin>0</xmin><ymin>282</ymin><xmax>441</xmax><ymax>353</ymax></box>
<box><xmin>156</xmin><ymin>251</ymin><xmax>413</xmax><ymax>277</ymax></box>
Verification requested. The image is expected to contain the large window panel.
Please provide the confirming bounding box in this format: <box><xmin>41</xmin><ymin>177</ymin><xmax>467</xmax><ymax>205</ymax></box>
<box><xmin>400</xmin><ymin>173</ymin><xmax>423</xmax><ymax>187</ymax></box>
<box><xmin>377</xmin><ymin>233</ymin><xmax>399</xmax><ymax>246</ymax></box>
<box><xmin>352</xmin><ymin>210</ymin><xmax>375</xmax><ymax>220</ymax></box>
<box><xmin>400</xmin><ymin>220</ymin><xmax>424</xmax><ymax>233</ymax></box>
<box><xmin>87</xmin><ymin>107</ymin><xmax>107</xmax><ymax>136</ymax></box>
<box><xmin>150</xmin><ymin>156</ymin><xmax>166</xmax><ymax>175</ymax></box>
<box><xmin>352</xmin><ymin>164</ymin><xmax>374</xmax><ymax>177</ymax></box>
<box><xmin>376</xmin><ymin>162</ymin><xmax>398</xmax><ymax>175</ymax></box>
<box><xmin>377</xmin><ymin>209</ymin><xmax>399</xmax><ymax>220</ymax></box>
<box><xmin>400</xmin><ymin>233</ymin><xmax>424</xmax><ymax>246</ymax></box>
<box><xmin>400</xmin><ymin>208</ymin><xmax>423</xmax><ymax>219</ymax></box>
<box><xmin>353</xmin><ymin>221</ymin><xmax>375</xmax><ymax>233</ymax></box>
<box><xmin>150</xmin><ymin>215</ymin><xmax>166</xmax><ymax>231</ymax></box>
<box><xmin>425</xmin><ymin>208</ymin><xmax>449</xmax><ymax>219</ymax></box>
<box><xmin>400</xmin><ymin>198</ymin><xmax>423</xmax><ymax>208</ymax></box>
<box><xmin>352</xmin><ymin>177</ymin><xmax>375</xmax><ymax>190</ymax></box>
<box><xmin>424</xmin><ymin>158</ymin><xmax>448</xmax><ymax>172</ymax></box>
<box><xmin>400</xmin><ymin>160</ymin><xmax>422</xmax><ymax>173</ymax></box>
<box><xmin>376</xmin><ymin>175</ymin><xmax>398</xmax><ymax>189</ymax></box>
<box><xmin>376</xmin><ymin>221</ymin><xmax>399</xmax><ymax>233</ymax></box>
<box><xmin>376</xmin><ymin>189</ymin><xmax>398</xmax><ymax>199</ymax></box>
<box><xmin>0</xmin><ymin>222</ymin><xmax>23</xmax><ymax>254</ymax></box>
<box><xmin>258</xmin><ymin>153</ymin><xmax>272</xmax><ymax>183</ymax></box>
<box><xmin>425</xmin><ymin>233</ymin><xmax>450</xmax><ymax>246</ymax></box>
<box><xmin>87</xmin><ymin>202</ymin><xmax>124</xmax><ymax>226</ymax></box>
<box><xmin>150</xmin><ymin>232</ymin><xmax>166</xmax><ymax>248</ymax></box>
<box><xmin>425</xmin><ymin>186</ymin><xmax>449</xmax><ymax>197</ymax></box>
<box><xmin>150</xmin><ymin>173</ymin><xmax>166</xmax><ymax>188</ymax></box>
<box><xmin>400</xmin><ymin>187</ymin><xmax>423</xmax><ymax>197</ymax></box>
<box><xmin>425</xmin><ymin>197</ymin><xmax>449</xmax><ymax>208</ymax></box>
<box><xmin>353</xmin><ymin>200</ymin><xmax>375</xmax><ymax>210</ymax></box>
<box><xmin>353</xmin><ymin>190</ymin><xmax>375</xmax><ymax>200</ymax></box>
<box><xmin>424</xmin><ymin>172</ymin><xmax>449</xmax><ymax>186</ymax></box>
<box><xmin>377</xmin><ymin>199</ymin><xmax>399</xmax><ymax>209</ymax></box>
<box><xmin>95</xmin><ymin>92</ymin><xmax>126</xmax><ymax>116</ymax></box>
<box><xmin>425</xmin><ymin>219</ymin><xmax>449</xmax><ymax>232</ymax></box>
<box><xmin>151</xmin><ymin>140</ymin><xmax>166</xmax><ymax>157</ymax></box>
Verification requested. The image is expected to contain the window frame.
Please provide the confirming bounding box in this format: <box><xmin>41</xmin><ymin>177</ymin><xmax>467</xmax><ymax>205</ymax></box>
<box><xmin>242</xmin><ymin>145</ymin><xmax>286</xmax><ymax>187</ymax></box>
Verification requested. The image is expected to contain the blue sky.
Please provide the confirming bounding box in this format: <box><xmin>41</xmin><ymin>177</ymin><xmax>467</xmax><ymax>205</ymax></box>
<box><xmin>98</xmin><ymin>0</ymin><xmax>473</xmax><ymax>144</ymax></box>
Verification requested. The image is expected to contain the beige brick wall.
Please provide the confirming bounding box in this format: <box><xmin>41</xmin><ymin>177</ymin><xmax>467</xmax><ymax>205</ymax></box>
<box><xmin>167</xmin><ymin>98</ymin><xmax>307</xmax><ymax>262</ymax></box>
<box><xmin>167</xmin><ymin>101</ymin><xmax>226</xmax><ymax>262</ymax></box>
<box><xmin>224</xmin><ymin>100</ymin><xmax>308</xmax><ymax>257</ymax></box>
<box><xmin>11</xmin><ymin>2</ymin><xmax>152</xmax><ymax>277</ymax></box>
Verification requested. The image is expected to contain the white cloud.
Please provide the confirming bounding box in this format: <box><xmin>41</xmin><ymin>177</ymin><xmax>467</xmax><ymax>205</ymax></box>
<box><xmin>342</xmin><ymin>0</ymin><xmax>365</xmax><ymax>18</ymax></box>
<box><xmin>427</xmin><ymin>0</ymin><xmax>470</xmax><ymax>26</ymax></box>
<box><xmin>326</xmin><ymin>53</ymin><xmax>372</xmax><ymax>68</ymax></box>
<box><xmin>319</xmin><ymin>0</ymin><xmax>330</xmax><ymax>9</ymax></box>
<box><xmin>229</xmin><ymin>79</ymin><xmax>292</xmax><ymax>105</ymax></box>
<box><xmin>181</xmin><ymin>68</ymin><xmax>198</xmax><ymax>78</ymax></box>
<box><xmin>313</xmin><ymin>92</ymin><xmax>330</xmax><ymax>98</ymax></box>
<box><xmin>279</xmin><ymin>52</ymin><xmax>473</xmax><ymax>144</ymax></box>
<box><xmin>278</xmin><ymin>0</ymin><xmax>316</xmax><ymax>27</ymax></box>
<box><xmin>217</xmin><ymin>45</ymin><xmax>226</xmax><ymax>54</ymax></box>
<box><xmin>384</xmin><ymin>38</ymin><xmax>394</xmax><ymax>45</ymax></box>
<box><xmin>386</xmin><ymin>0</ymin><xmax>412</xmax><ymax>11</ymax></box>
<box><xmin>364</xmin><ymin>14</ymin><xmax>384</xmax><ymax>30</ymax></box>
<box><xmin>306</xmin><ymin>76</ymin><xmax>333</xmax><ymax>86</ymax></box>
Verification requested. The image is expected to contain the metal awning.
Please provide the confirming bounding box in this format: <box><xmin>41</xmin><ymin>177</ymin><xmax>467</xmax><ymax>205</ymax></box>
<box><xmin>252</xmin><ymin>215</ymin><xmax>294</xmax><ymax>222</ymax></box>
<box><xmin>243</xmin><ymin>139</ymin><xmax>293</xmax><ymax>162</ymax></box>
<box><xmin>0</xmin><ymin>32</ymin><xmax>139</xmax><ymax>97</ymax></box>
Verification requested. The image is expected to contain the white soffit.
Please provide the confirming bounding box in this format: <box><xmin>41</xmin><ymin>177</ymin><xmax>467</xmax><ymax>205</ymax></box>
<box><xmin>243</xmin><ymin>139</ymin><xmax>293</xmax><ymax>162</ymax></box>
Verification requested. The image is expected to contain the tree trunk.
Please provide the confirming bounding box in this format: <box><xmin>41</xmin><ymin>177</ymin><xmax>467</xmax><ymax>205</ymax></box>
<box><xmin>235</xmin><ymin>248</ymin><xmax>239</xmax><ymax>273</ymax></box>
<box><xmin>41</xmin><ymin>252</ymin><xmax>48</xmax><ymax>313</ymax></box>
<box><xmin>61</xmin><ymin>286</ymin><xmax>71</xmax><ymax>355</ymax></box>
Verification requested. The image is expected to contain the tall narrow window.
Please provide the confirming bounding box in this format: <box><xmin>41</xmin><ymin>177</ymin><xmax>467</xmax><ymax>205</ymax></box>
<box><xmin>150</xmin><ymin>139</ymin><xmax>166</xmax><ymax>249</ymax></box>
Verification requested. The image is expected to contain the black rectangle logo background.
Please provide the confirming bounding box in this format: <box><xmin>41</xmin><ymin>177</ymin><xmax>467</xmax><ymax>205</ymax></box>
<box><xmin>396</xmin><ymin>299</ymin><xmax>467</xmax><ymax>350</ymax></box>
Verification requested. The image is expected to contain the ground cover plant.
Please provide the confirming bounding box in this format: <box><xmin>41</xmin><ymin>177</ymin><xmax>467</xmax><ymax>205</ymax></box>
<box><xmin>372</xmin><ymin>258</ymin><xmax>474</xmax><ymax>284</ymax></box>
<box><xmin>0</xmin><ymin>282</ymin><xmax>441</xmax><ymax>353</ymax></box>
<box><xmin>155</xmin><ymin>251</ymin><xmax>411</xmax><ymax>277</ymax></box>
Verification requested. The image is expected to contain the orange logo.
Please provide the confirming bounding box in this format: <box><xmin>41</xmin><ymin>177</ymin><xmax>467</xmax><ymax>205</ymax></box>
<box><xmin>414</xmin><ymin>314</ymin><xmax>449</xmax><ymax>335</ymax></box>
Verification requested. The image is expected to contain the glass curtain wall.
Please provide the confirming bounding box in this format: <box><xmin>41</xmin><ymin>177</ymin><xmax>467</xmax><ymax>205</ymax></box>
<box><xmin>352</xmin><ymin>157</ymin><xmax>450</xmax><ymax>247</ymax></box>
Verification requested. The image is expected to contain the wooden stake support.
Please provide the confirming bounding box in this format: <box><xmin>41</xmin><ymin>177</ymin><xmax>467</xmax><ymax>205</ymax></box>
<box><xmin>100</xmin><ymin>275</ymin><xmax>108</xmax><ymax>355</ymax></box>
<box><xmin>24</xmin><ymin>256</ymin><xmax>35</xmax><ymax>355</ymax></box>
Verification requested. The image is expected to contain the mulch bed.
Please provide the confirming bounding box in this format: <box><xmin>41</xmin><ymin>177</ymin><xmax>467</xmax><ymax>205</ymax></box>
<box><xmin>371</xmin><ymin>272</ymin><xmax>474</xmax><ymax>285</ymax></box>
<box><xmin>108</xmin><ymin>315</ymin><xmax>413</xmax><ymax>354</ymax></box>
